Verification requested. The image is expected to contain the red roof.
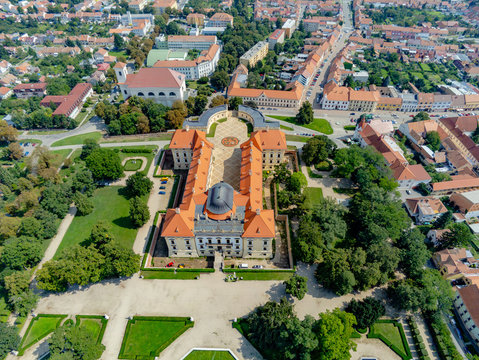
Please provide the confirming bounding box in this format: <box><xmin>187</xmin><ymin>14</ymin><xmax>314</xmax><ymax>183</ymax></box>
<box><xmin>124</xmin><ymin>68</ymin><xmax>185</xmax><ymax>88</ymax></box>
<box><xmin>13</xmin><ymin>82</ymin><xmax>47</xmax><ymax>91</ymax></box>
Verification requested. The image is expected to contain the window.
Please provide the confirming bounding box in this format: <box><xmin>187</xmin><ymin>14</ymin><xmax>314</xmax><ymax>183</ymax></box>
<box><xmin>124</xmin><ymin>90</ymin><xmax>127</xmax><ymax>94</ymax></box>
<box><xmin>248</xmin><ymin>240</ymin><xmax>253</xmax><ymax>245</ymax></box>
<box><xmin>169</xmin><ymin>92</ymin><xmax>176</xmax><ymax>96</ymax></box>
<box><xmin>148</xmin><ymin>92</ymin><xmax>154</xmax><ymax>96</ymax></box>
<box><xmin>159</xmin><ymin>92</ymin><xmax>165</xmax><ymax>96</ymax></box>
<box><xmin>263</xmin><ymin>240</ymin><xmax>268</xmax><ymax>245</ymax></box>
<box><xmin>138</xmin><ymin>92</ymin><xmax>144</xmax><ymax>96</ymax></box>
<box><xmin>186</xmin><ymin>240</ymin><xmax>190</xmax><ymax>245</ymax></box>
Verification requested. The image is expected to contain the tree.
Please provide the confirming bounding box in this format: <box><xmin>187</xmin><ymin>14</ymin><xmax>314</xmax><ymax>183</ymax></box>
<box><xmin>129</xmin><ymin>197</ymin><xmax>150</xmax><ymax>227</ymax></box>
<box><xmin>73</xmin><ymin>192</ymin><xmax>94</xmax><ymax>216</ymax></box>
<box><xmin>397</xmin><ymin>228</ymin><xmax>430</xmax><ymax>279</ymax></box>
<box><xmin>0</xmin><ymin>119</ymin><xmax>18</xmax><ymax>142</ymax></box>
<box><xmin>193</xmin><ymin>95</ymin><xmax>208</xmax><ymax>115</ymax></box>
<box><xmin>80</xmin><ymin>138</ymin><xmax>100</xmax><ymax>160</ymax></box>
<box><xmin>346</xmin><ymin>297</ymin><xmax>385</xmax><ymax>330</ymax></box>
<box><xmin>125</xmin><ymin>172</ymin><xmax>153</xmax><ymax>198</ymax></box>
<box><xmin>425</xmin><ymin>131</ymin><xmax>441</xmax><ymax>151</ymax></box>
<box><xmin>0</xmin><ymin>323</ymin><xmax>21</xmax><ymax>359</ymax></box>
<box><xmin>433</xmin><ymin>210</ymin><xmax>452</xmax><ymax>229</ymax></box>
<box><xmin>85</xmin><ymin>148</ymin><xmax>124</xmax><ymax>181</ymax></box>
<box><xmin>287</xmin><ymin>172</ymin><xmax>307</xmax><ymax>193</ymax></box>
<box><xmin>228</xmin><ymin>97</ymin><xmax>243</xmax><ymax>110</ymax></box>
<box><xmin>41</xmin><ymin>183</ymin><xmax>72</xmax><ymax>218</ymax></box>
<box><xmin>4</xmin><ymin>271</ymin><xmax>30</xmax><ymax>297</ymax></box>
<box><xmin>295</xmin><ymin>101</ymin><xmax>313</xmax><ymax>125</ymax></box>
<box><xmin>114</xmin><ymin>33</ymin><xmax>125</xmax><ymax>50</ymax></box>
<box><xmin>316</xmin><ymin>309</ymin><xmax>357</xmax><ymax>360</ymax></box>
<box><xmin>210</xmin><ymin>70</ymin><xmax>229</xmax><ymax>90</ymax></box>
<box><xmin>102</xmin><ymin>241</ymin><xmax>140</xmax><ymax>277</ymax></box>
<box><xmin>302</xmin><ymin>135</ymin><xmax>337</xmax><ymax>165</ymax></box>
<box><xmin>284</xmin><ymin>274</ymin><xmax>308</xmax><ymax>300</ymax></box>
<box><xmin>8</xmin><ymin>290</ymin><xmax>38</xmax><ymax>317</ymax></box>
<box><xmin>165</xmin><ymin>109</ymin><xmax>185</xmax><ymax>129</ymax></box>
<box><xmin>18</xmin><ymin>217</ymin><xmax>44</xmax><ymax>239</ymax></box>
<box><xmin>49</xmin><ymin>324</ymin><xmax>105</xmax><ymax>360</ymax></box>
<box><xmin>316</xmin><ymin>249</ymin><xmax>355</xmax><ymax>295</ymax></box>
<box><xmin>7</xmin><ymin>142</ymin><xmax>23</xmax><ymax>160</ymax></box>
<box><xmin>2</xmin><ymin>237</ymin><xmax>43</xmax><ymax>270</ymax></box>
<box><xmin>437</xmin><ymin>222</ymin><xmax>473</xmax><ymax>249</ymax></box>
<box><xmin>210</xmin><ymin>95</ymin><xmax>228</xmax><ymax>108</ymax></box>
<box><xmin>412</xmin><ymin>111</ymin><xmax>430</xmax><ymax>122</ymax></box>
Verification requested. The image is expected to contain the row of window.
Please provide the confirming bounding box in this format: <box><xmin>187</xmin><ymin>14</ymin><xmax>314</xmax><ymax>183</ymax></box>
<box><xmin>136</xmin><ymin>91</ymin><xmax>177</xmax><ymax>97</ymax></box>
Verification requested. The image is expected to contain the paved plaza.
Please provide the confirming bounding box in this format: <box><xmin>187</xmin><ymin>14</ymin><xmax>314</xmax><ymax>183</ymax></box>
<box><xmin>208</xmin><ymin>117</ymin><xmax>249</xmax><ymax>191</ymax></box>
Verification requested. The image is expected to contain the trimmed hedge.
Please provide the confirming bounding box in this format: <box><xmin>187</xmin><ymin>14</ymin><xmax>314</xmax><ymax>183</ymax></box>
<box><xmin>18</xmin><ymin>314</ymin><xmax>67</xmax><ymax>355</ymax></box>
<box><xmin>152</xmin><ymin>150</ymin><xmax>164</xmax><ymax>178</ymax></box>
<box><xmin>121</xmin><ymin>148</ymin><xmax>153</xmax><ymax>154</ymax></box>
<box><xmin>140</xmin><ymin>211</ymin><xmax>161</xmax><ymax>269</ymax></box>
<box><xmin>167</xmin><ymin>176</ymin><xmax>180</xmax><ymax>209</ymax></box>
<box><xmin>368</xmin><ymin>320</ymin><xmax>412</xmax><ymax>360</ymax></box>
<box><xmin>118</xmin><ymin>316</ymin><xmax>194</xmax><ymax>360</ymax></box>
<box><xmin>75</xmin><ymin>315</ymin><xmax>108</xmax><ymax>344</ymax></box>
<box><xmin>407</xmin><ymin>317</ymin><xmax>429</xmax><ymax>360</ymax></box>
<box><xmin>423</xmin><ymin>313</ymin><xmax>462</xmax><ymax>360</ymax></box>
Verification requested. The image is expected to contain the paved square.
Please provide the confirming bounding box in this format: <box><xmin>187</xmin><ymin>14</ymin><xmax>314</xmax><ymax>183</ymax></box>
<box><xmin>208</xmin><ymin>117</ymin><xmax>248</xmax><ymax>191</ymax></box>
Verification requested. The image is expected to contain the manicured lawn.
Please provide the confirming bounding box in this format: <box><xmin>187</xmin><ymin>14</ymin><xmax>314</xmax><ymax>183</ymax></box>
<box><xmin>344</xmin><ymin>125</ymin><xmax>356</xmax><ymax>131</ymax></box>
<box><xmin>52</xmin><ymin>149</ymin><xmax>73</xmax><ymax>165</ymax></box>
<box><xmin>51</xmin><ymin>132</ymin><xmax>103</xmax><ymax>147</ymax></box>
<box><xmin>369</xmin><ymin>321</ymin><xmax>411</xmax><ymax>359</ymax></box>
<box><xmin>124</xmin><ymin>158</ymin><xmax>143</xmax><ymax>171</ymax></box>
<box><xmin>304</xmin><ymin>187</ymin><xmax>323</xmax><ymax>208</ymax></box>
<box><xmin>19</xmin><ymin>315</ymin><xmax>67</xmax><ymax>354</ymax></box>
<box><xmin>108</xmin><ymin>50</ymin><xmax>127</xmax><ymax>58</ymax></box>
<box><xmin>268</xmin><ymin>115</ymin><xmax>333</xmax><ymax>134</ymax></box>
<box><xmin>56</xmin><ymin>186</ymin><xmax>143</xmax><ymax>256</ymax></box>
<box><xmin>19</xmin><ymin>138</ymin><xmax>42</xmax><ymax>145</ymax></box>
<box><xmin>280</xmin><ymin>124</ymin><xmax>294</xmax><ymax>131</ymax></box>
<box><xmin>113</xmin><ymin>145</ymin><xmax>157</xmax><ymax>176</ymax></box>
<box><xmin>76</xmin><ymin>316</ymin><xmax>108</xmax><ymax>344</ymax></box>
<box><xmin>119</xmin><ymin>317</ymin><xmax>193</xmax><ymax>359</ymax></box>
<box><xmin>224</xmin><ymin>270</ymin><xmax>294</xmax><ymax>281</ymax></box>
<box><xmin>101</xmin><ymin>133</ymin><xmax>172</xmax><ymax>143</ymax></box>
<box><xmin>207</xmin><ymin>122</ymin><xmax>218</xmax><ymax>137</ymax></box>
<box><xmin>184</xmin><ymin>350</ymin><xmax>236</xmax><ymax>360</ymax></box>
<box><xmin>285</xmin><ymin>134</ymin><xmax>309</xmax><ymax>143</ymax></box>
<box><xmin>141</xmin><ymin>270</ymin><xmax>205</xmax><ymax>279</ymax></box>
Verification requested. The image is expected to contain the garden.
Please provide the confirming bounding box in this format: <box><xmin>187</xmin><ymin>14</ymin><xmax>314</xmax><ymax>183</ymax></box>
<box><xmin>267</xmin><ymin>115</ymin><xmax>333</xmax><ymax>135</ymax></box>
<box><xmin>18</xmin><ymin>314</ymin><xmax>67</xmax><ymax>355</ymax></box>
<box><xmin>51</xmin><ymin>131</ymin><xmax>103</xmax><ymax>147</ymax></box>
<box><xmin>183</xmin><ymin>350</ymin><xmax>236</xmax><ymax>360</ymax></box>
<box><xmin>367</xmin><ymin>320</ymin><xmax>412</xmax><ymax>360</ymax></box>
<box><xmin>118</xmin><ymin>316</ymin><xmax>194</xmax><ymax>359</ymax></box>
<box><xmin>124</xmin><ymin>158</ymin><xmax>144</xmax><ymax>172</ymax></box>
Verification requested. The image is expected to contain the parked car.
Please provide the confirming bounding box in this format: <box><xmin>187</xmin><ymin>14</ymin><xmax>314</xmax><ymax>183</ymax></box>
<box><xmin>252</xmin><ymin>265</ymin><xmax>264</xmax><ymax>269</ymax></box>
<box><xmin>238</xmin><ymin>263</ymin><xmax>249</xmax><ymax>268</ymax></box>
<box><xmin>159</xmin><ymin>186</ymin><xmax>166</xmax><ymax>189</ymax></box>
<box><xmin>178</xmin><ymin>264</ymin><xmax>185</xmax><ymax>268</ymax></box>
<box><xmin>166</xmin><ymin>262</ymin><xmax>174</xmax><ymax>267</ymax></box>
<box><xmin>406</xmin><ymin>190</ymin><xmax>411</xmax><ymax>195</ymax></box>
<box><xmin>159</xmin><ymin>191</ymin><xmax>166</xmax><ymax>194</ymax></box>
<box><xmin>161</xmin><ymin>181</ymin><xmax>167</xmax><ymax>184</ymax></box>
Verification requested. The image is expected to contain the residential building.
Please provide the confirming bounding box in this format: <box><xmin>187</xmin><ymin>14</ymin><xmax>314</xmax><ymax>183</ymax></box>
<box><xmin>400</xmin><ymin>93</ymin><xmax>418</xmax><ymax>112</ymax></box>
<box><xmin>432</xmin><ymin>94</ymin><xmax>452</xmax><ymax>112</ymax></box>
<box><xmin>268</xmin><ymin>29</ymin><xmax>285</xmax><ymax>50</ymax></box>
<box><xmin>417</xmin><ymin>92</ymin><xmax>434</xmax><ymax>112</ymax></box>
<box><xmin>439</xmin><ymin>116</ymin><xmax>479</xmax><ymax>167</ymax></box>
<box><xmin>114</xmin><ymin>63</ymin><xmax>187</xmax><ymax>107</ymax></box>
<box><xmin>152</xmin><ymin>44</ymin><xmax>220</xmax><ymax>80</ymax></box>
<box><xmin>349</xmin><ymin>89</ymin><xmax>380</xmax><ymax>112</ymax></box>
<box><xmin>433</xmin><ymin>248</ymin><xmax>479</xmax><ymax>280</ymax></box>
<box><xmin>320</xmin><ymin>81</ymin><xmax>350</xmax><ymax>110</ymax></box>
<box><xmin>161</xmin><ymin>127</ymin><xmax>285</xmax><ymax>258</ymax></box>
<box><xmin>40</xmin><ymin>83</ymin><xmax>92</xmax><ymax>119</ymax></box>
<box><xmin>405</xmin><ymin>197</ymin><xmax>448</xmax><ymax>224</ymax></box>
<box><xmin>454</xmin><ymin>278</ymin><xmax>479</xmax><ymax>352</ymax></box>
<box><xmin>282</xmin><ymin>19</ymin><xmax>296</xmax><ymax>38</ymax></box>
<box><xmin>206</xmin><ymin>12</ymin><xmax>233</xmax><ymax>27</ymax></box>
<box><xmin>398</xmin><ymin>119</ymin><xmax>447</xmax><ymax>146</ymax></box>
<box><xmin>13</xmin><ymin>83</ymin><xmax>47</xmax><ymax>99</ymax></box>
<box><xmin>0</xmin><ymin>86</ymin><xmax>12</xmax><ymax>99</ymax></box>
<box><xmin>450</xmin><ymin>190</ymin><xmax>479</xmax><ymax>219</ymax></box>
<box><xmin>430</xmin><ymin>177</ymin><xmax>479</xmax><ymax>195</ymax></box>
<box><xmin>153</xmin><ymin>0</ymin><xmax>177</xmax><ymax>13</ymax></box>
<box><xmin>239</xmin><ymin>41</ymin><xmax>269</xmax><ymax>67</ymax></box>
<box><xmin>390</xmin><ymin>161</ymin><xmax>431</xmax><ymax>189</ymax></box>
<box><xmin>376</xmin><ymin>96</ymin><xmax>402</xmax><ymax>111</ymax></box>
<box><xmin>186</xmin><ymin>13</ymin><xmax>205</xmax><ymax>26</ymax></box>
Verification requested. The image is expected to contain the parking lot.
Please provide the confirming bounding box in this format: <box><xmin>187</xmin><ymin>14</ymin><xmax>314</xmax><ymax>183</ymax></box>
<box><xmin>19</xmin><ymin>140</ymin><xmax>39</xmax><ymax>156</ymax></box>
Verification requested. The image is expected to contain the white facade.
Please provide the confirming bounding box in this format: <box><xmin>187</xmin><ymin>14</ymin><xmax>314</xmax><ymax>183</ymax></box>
<box><xmin>454</xmin><ymin>290</ymin><xmax>479</xmax><ymax>350</ymax></box>
<box><xmin>320</xmin><ymin>96</ymin><xmax>349</xmax><ymax>110</ymax></box>
<box><xmin>400</xmin><ymin>94</ymin><xmax>418</xmax><ymax>112</ymax></box>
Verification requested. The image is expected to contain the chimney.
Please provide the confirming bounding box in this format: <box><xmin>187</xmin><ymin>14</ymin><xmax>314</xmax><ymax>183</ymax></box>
<box><xmin>186</xmin><ymin>125</ymin><xmax>190</xmax><ymax>131</ymax></box>
<box><xmin>248</xmin><ymin>170</ymin><xmax>252</xmax><ymax>175</ymax></box>
<box><xmin>175</xmin><ymin>208</ymin><xmax>180</xmax><ymax>214</ymax></box>
<box><xmin>256</xmin><ymin>208</ymin><xmax>260</xmax><ymax>215</ymax></box>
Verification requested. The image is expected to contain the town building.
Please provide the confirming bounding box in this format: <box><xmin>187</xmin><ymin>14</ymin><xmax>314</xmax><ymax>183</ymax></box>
<box><xmin>439</xmin><ymin>116</ymin><xmax>479</xmax><ymax>167</ymax></box>
<box><xmin>114</xmin><ymin>62</ymin><xmax>187</xmax><ymax>106</ymax></box>
<box><xmin>0</xmin><ymin>86</ymin><xmax>12</xmax><ymax>100</ymax></box>
<box><xmin>40</xmin><ymin>83</ymin><xmax>92</xmax><ymax>119</ymax></box>
<box><xmin>282</xmin><ymin>19</ymin><xmax>296</xmax><ymax>38</ymax></box>
<box><xmin>186</xmin><ymin>13</ymin><xmax>205</xmax><ymax>26</ymax></box>
<box><xmin>152</xmin><ymin>0</ymin><xmax>177</xmax><ymax>13</ymax></box>
<box><xmin>157</xmin><ymin>35</ymin><xmax>218</xmax><ymax>51</ymax></box>
<box><xmin>405</xmin><ymin>197</ymin><xmax>448</xmax><ymax>224</ymax></box>
<box><xmin>454</xmin><ymin>278</ymin><xmax>479</xmax><ymax>352</ymax></box>
<box><xmin>13</xmin><ymin>82</ymin><xmax>47</xmax><ymax>99</ymax></box>
<box><xmin>152</xmin><ymin>44</ymin><xmax>220</xmax><ymax>80</ymax></box>
<box><xmin>430</xmin><ymin>177</ymin><xmax>479</xmax><ymax>195</ymax></box>
<box><xmin>239</xmin><ymin>41</ymin><xmax>269</xmax><ymax>67</ymax></box>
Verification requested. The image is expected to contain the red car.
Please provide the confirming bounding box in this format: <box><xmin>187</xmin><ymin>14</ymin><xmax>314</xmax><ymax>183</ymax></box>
<box><xmin>166</xmin><ymin>262</ymin><xmax>174</xmax><ymax>267</ymax></box>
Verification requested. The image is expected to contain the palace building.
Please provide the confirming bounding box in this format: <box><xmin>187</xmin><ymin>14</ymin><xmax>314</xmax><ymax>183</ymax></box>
<box><xmin>161</xmin><ymin>107</ymin><xmax>286</xmax><ymax>258</ymax></box>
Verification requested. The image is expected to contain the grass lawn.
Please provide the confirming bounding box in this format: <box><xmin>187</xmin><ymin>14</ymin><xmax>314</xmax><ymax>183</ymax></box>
<box><xmin>119</xmin><ymin>317</ymin><xmax>193</xmax><ymax>359</ymax></box>
<box><xmin>51</xmin><ymin>132</ymin><xmax>103</xmax><ymax>147</ymax></box>
<box><xmin>124</xmin><ymin>158</ymin><xmax>143</xmax><ymax>171</ymax></box>
<box><xmin>280</xmin><ymin>124</ymin><xmax>294</xmax><ymax>131</ymax></box>
<box><xmin>114</xmin><ymin>145</ymin><xmax>157</xmax><ymax>176</ymax></box>
<box><xmin>184</xmin><ymin>350</ymin><xmax>236</xmax><ymax>360</ymax></box>
<box><xmin>224</xmin><ymin>270</ymin><xmax>294</xmax><ymax>281</ymax></box>
<box><xmin>304</xmin><ymin>187</ymin><xmax>323</xmax><ymax>208</ymax></box>
<box><xmin>108</xmin><ymin>50</ymin><xmax>127</xmax><ymax>58</ymax></box>
<box><xmin>19</xmin><ymin>138</ymin><xmax>42</xmax><ymax>145</ymax></box>
<box><xmin>369</xmin><ymin>321</ymin><xmax>410</xmax><ymax>359</ymax></box>
<box><xmin>19</xmin><ymin>315</ymin><xmax>67</xmax><ymax>354</ymax></box>
<box><xmin>285</xmin><ymin>134</ymin><xmax>309</xmax><ymax>142</ymax></box>
<box><xmin>52</xmin><ymin>149</ymin><xmax>73</xmax><ymax>165</ymax></box>
<box><xmin>27</xmin><ymin>130</ymin><xmax>66</xmax><ymax>135</ymax></box>
<box><xmin>141</xmin><ymin>270</ymin><xmax>205</xmax><ymax>279</ymax></box>
<box><xmin>100</xmin><ymin>133</ymin><xmax>172</xmax><ymax>143</ymax></box>
<box><xmin>76</xmin><ymin>316</ymin><xmax>108</xmax><ymax>344</ymax></box>
<box><xmin>419</xmin><ymin>63</ymin><xmax>432</xmax><ymax>72</ymax></box>
<box><xmin>56</xmin><ymin>186</ymin><xmax>143</xmax><ymax>256</ymax></box>
<box><xmin>207</xmin><ymin>122</ymin><xmax>219</xmax><ymax>137</ymax></box>
<box><xmin>344</xmin><ymin>125</ymin><xmax>356</xmax><ymax>131</ymax></box>
<box><xmin>268</xmin><ymin>115</ymin><xmax>333</xmax><ymax>134</ymax></box>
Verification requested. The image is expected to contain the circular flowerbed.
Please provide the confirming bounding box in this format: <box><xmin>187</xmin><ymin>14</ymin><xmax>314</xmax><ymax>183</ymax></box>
<box><xmin>221</xmin><ymin>137</ymin><xmax>239</xmax><ymax>147</ymax></box>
